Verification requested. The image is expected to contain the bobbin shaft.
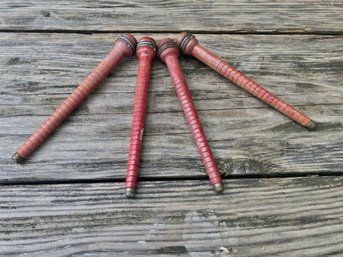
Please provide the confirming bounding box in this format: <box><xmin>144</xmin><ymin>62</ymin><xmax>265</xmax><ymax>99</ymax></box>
<box><xmin>125</xmin><ymin>37</ymin><xmax>157</xmax><ymax>198</ymax></box>
<box><xmin>158</xmin><ymin>38</ymin><xmax>223</xmax><ymax>194</ymax></box>
<box><xmin>12</xmin><ymin>33</ymin><xmax>137</xmax><ymax>163</ymax></box>
<box><xmin>177</xmin><ymin>32</ymin><xmax>316</xmax><ymax>130</ymax></box>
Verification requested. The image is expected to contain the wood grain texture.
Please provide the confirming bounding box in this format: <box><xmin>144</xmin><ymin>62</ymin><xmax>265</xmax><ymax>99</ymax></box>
<box><xmin>0</xmin><ymin>1</ymin><xmax>342</xmax><ymax>33</ymax></box>
<box><xmin>1</xmin><ymin>177</ymin><xmax>343</xmax><ymax>256</ymax></box>
<box><xmin>1</xmin><ymin>2</ymin><xmax>342</xmax><ymax>256</ymax></box>
<box><xmin>0</xmin><ymin>33</ymin><xmax>342</xmax><ymax>182</ymax></box>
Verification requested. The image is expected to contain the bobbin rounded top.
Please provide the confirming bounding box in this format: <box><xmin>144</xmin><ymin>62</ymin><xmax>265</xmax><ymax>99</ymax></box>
<box><xmin>116</xmin><ymin>33</ymin><xmax>138</xmax><ymax>56</ymax></box>
<box><xmin>176</xmin><ymin>32</ymin><xmax>199</xmax><ymax>55</ymax></box>
<box><xmin>157</xmin><ymin>38</ymin><xmax>179</xmax><ymax>63</ymax></box>
<box><xmin>137</xmin><ymin>36</ymin><xmax>157</xmax><ymax>58</ymax></box>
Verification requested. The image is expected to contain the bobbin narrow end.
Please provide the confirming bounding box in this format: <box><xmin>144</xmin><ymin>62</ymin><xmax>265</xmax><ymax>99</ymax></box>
<box><xmin>125</xmin><ymin>188</ymin><xmax>136</xmax><ymax>198</ymax></box>
<box><xmin>213</xmin><ymin>182</ymin><xmax>224</xmax><ymax>194</ymax></box>
<box><xmin>306</xmin><ymin>120</ymin><xmax>316</xmax><ymax>130</ymax></box>
<box><xmin>12</xmin><ymin>153</ymin><xmax>26</xmax><ymax>164</ymax></box>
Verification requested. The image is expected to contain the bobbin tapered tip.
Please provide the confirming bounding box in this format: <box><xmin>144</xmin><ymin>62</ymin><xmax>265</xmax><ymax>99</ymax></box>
<box><xmin>157</xmin><ymin>38</ymin><xmax>179</xmax><ymax>63</ymax></box>
<box><xmin>306</xmin><ymin>120</ymin><xmax>317</xmax><ymax>130</ymax></box>
<box><xmin>11</xmin><ymin>152</ymin><xmax>26</xmax><ymax>163</ymax></box>
<box><xmin>213</xmin><ymin>183</ymin><xmax>224</xmax><ymax>194</ymax></box>
<box><xmin>125</xmin><ymin>188</ymin><xmax>136</xmax><ymax>198</ymax></box>
<box><xmin>176</xmin><ymin>32</ymin><xmax>199</xmax><ymax>55</ymax></box>
<box><xmin>116</xmin><ymin>33</ymin><xmax>138</xmax><ymax>56</ymax></box>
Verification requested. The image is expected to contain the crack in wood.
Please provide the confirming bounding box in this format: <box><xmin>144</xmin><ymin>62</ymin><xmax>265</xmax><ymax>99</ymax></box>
<box><xmin>1</xmin><ymin>172</ymin><xmax>343</xmax><ymax>186</ymax></box>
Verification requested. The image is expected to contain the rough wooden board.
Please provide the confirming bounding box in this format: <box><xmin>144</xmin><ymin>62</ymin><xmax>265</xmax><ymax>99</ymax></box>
<box><xmin>1</xmin><ymin>177</ymin><xmax>343</xmax><ymax>256</ymax></box>
<box><xmin>1</xmin><ymin>106</ymin><xmax>342</xmax><ymax>182</ymax></box>
<box><xmin>0</xmin><ymin>33</ymin><xmax>342</xmax><ymax>182</ymax></box>
<box><xmin>1</xmin><ymin>33</ymin><xmax>342</xmax><ymax>95</ymax></box>
<box><xmin>0</xmin><ymin>1</ymin><xmax>342</xmax><ymax>33</ymax></box>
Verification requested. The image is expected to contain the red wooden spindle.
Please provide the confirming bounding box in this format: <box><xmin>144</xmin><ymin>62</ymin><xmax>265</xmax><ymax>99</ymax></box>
<box><xmin>157</xmin><ymin>38</ymin><xmax>224</xmax><ymax>194</ymax></box>
<box><xmin>176</xmin><ymin>32</ymin><xmax>316</xmax><ymax>130</ymax></box>
<box><xmin>12</xmin><ymin>33</ymin><xmax>137</xmax><ymax>163</ymax></box>
<box><xmin>125</xmin><ymin>37</ymin><xmax>157</xmax><ymax>198</ymax></box>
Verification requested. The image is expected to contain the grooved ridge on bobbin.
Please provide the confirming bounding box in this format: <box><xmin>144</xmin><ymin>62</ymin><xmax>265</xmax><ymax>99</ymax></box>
<box><xmin>179</xmin><ymin>33</ymin><xmax>193</xmax><ymax>52</ymax></box>
<box><xmin>117</xmin><ymin>34</ymin><xmax>137</xmax><ymax>55</ymax></box>
<box><xmin>157</xmin><ymin>41</ymin><xmax>178</xmax><ymax>56</ymax></box>
<box><xmin>137</xmin><ymin>39</ymin><xmax>157</xmax><ymax>51</ymax></box>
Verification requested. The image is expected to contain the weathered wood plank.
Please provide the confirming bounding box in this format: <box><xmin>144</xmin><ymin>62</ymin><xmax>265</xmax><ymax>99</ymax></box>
<box><xmin>0</xmin><ymin>1</ymin><xmax>342</xmax><ymax>33</ymax></box>
<box><xmin>1</xmin><ymin>33</ymin><xmax>342</xmax><ymax>95</ymax></box>
<box><xmin>1</xmin><ymin>177</ymin><xmax>343</xmax><ymax>256</ymax></box>
<box><xmin>0</xmin><ymin>33</ymin><xmax>342</xmax><ymax>182</ymax></box>
<box><xmin>1</xmin><ymin>105</ymin><xmax>342</xmax><ymax>182</ymax></box>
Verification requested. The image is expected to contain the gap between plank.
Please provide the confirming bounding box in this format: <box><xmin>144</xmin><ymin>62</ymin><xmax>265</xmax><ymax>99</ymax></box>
<box><xmin>1</xmin><ymin>171</ymin><xmax>343</xmax><ymax>186</ymax></box>
<box><xmin>0</xmin><ymin>29</ymin><xmax>342</xmax><ymax>36</ymax></box>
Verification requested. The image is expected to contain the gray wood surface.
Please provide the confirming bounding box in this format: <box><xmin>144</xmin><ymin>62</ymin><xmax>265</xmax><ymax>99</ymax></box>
<box><xmin>1</xmin><ymin>1</ymin><xmax>343</xmax><ymax>256</ymax></box>
<box><xmin>1</xmin><ymin>177</ymin><xmax>343</xmax><ymax>256</ymax></box>
<box><xmin>1</xmin><ymin>33</ymin><xmax>342</xmax><ymax>182</ymax></box>
<box><xmin>0</xmin><ymin>1</ymin><xmax>342</xmax><ymax>33</ymax></box>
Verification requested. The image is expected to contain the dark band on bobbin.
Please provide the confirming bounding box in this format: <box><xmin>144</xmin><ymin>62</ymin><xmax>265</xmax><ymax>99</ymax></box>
<box><xmin>176</xmin><ymin>32</ymin><xmax>199</xmax><ymax>55</ymax></box>
<box><xmin>178</xmin><ymin>33</ymin><xmax>193</xmax><ymax>52</ymax></box>
<box><xmin>307</xmin><ymin>120</ymin><xmax>316</xmax><ymax>130</ymax></box>
<box><xmin>117</xmin><ymin>33</ymin><xmax>137</xmax><ymax>56</ymax></box>
<box><xmin>137</xmin><ymin>39</ymin><xmax>157</xmax><ymax>51</ymax></box>
<box><xmin>125</xmin><ymin>188</ymin><xmax>136</xmax><ymax>199</ymax></box>
<box><xmin>157</xmin><ymin>39</ymin><xmax>178</xmax><ymax>56</ymax></box>
<box><xmin>12</xmin><ymin>152</ymin><xmax>25</xmax><ymax>163</ymax></box>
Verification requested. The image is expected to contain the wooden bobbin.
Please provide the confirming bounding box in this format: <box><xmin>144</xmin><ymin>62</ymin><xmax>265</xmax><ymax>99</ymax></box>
<box><xmin>177</xmin><ymin>32</ymin><xmax>316</xmax><ymax>130</ymax></box>
<box><xmin>158</xmin><ymin>38</ymin><xmax>224</xmax><ymax>194</ymax></box>
<box><xmin>12</xmin><ymin>33</ymin><xmax>137</xmax><ymax>163</ymax></box>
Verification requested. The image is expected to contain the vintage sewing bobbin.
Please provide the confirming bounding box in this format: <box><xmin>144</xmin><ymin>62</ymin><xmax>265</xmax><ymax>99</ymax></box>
<box><xmin>125</xmin><ymin>37</ymin><xmax>157</xmax><ymax>198</ymax></box>
<box><xmin>158</xmin><ymin>38</ymin><xmax>224</xmax><ymax>194</ymax></box>
<box><xmin>12</xmin><ymin>33</ymin><xmax>137</xmax><ymax>163</ymax></box>
<box><xmin>176</xmin><ymin>32</ymin><xmax>316</xmax><ymax>130</ymax></box>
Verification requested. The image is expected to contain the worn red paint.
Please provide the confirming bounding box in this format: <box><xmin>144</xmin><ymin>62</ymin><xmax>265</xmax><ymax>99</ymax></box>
<box><xmin>158</xmin><ymin>38</ymin><xmax>224</xmax><ymax>194</ymax></box>
<box><xmin>176</xmin><ymin>32</ymin><xmax>316</xmax><ymax>130</ymax></box>
<box><xmin>12</xmin><ymin>33</ymin><xmax>137</xmax><ymax>163</ymax></box>
<box><xmin>125</xmin><ymin>37</ymin><xmax>157</xmax><ymax>198</ymax></box>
